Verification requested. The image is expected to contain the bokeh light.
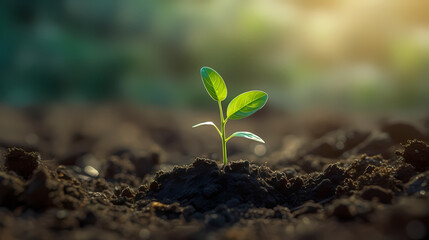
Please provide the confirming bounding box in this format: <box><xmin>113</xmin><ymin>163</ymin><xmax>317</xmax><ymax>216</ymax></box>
<box><xmin>1</xmin><ymin>0</ymin><xmax>428</xmax><ymax>112</ymax></box>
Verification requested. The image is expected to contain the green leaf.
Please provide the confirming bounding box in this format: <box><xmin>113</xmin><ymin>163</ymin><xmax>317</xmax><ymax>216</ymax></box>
<box><xmin>226</xmin><ymin>91</ymin><xmax>268</xmax><ymax>120</ymax></box>
<box><xmin>227</xmin><ymin>131</ymin><xmax>265</xmax><ymax>143</ymax></box>
<box><xmin>200</xmin><ymin>67</ymin><xmax>227</xmax><ymax>102</ymax></box>
<box><xmin>192</xmin><ymin>121</ymin><xmax>221</xmax><ymax>136</ymax></box>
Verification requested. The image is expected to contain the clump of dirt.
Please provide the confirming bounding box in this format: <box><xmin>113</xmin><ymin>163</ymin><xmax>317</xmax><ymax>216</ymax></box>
<box><xmin>0</xmin><ymin>153</ymin><xmax>88</xmax><ymax>211</ymax></box>
<box><xmin>398</xmin><ymin>140</ymin><xmax>429</xmax><ymax>172</ymax></box>
<box><xmin>304</xmin><ymin>129</ymin><xmax>370</xmax><ymax>159</ymax></box>
<box><xmin>144</xmin><ymin>153</ymin><xmax>417</xmax><ymax>217</ymax></box>
<box><xmin>0</xmin><ymin>171</ymin><xmax>24</xmax><ymax>207</ymax></box>
<box><xmin>328</xmin><ymin>197</ymin><xmax>373</xmax><ymax>221</ymax></box>
<box><xmin>359</xmin><ymin>185</ymin><xmax>393</xmax><ymax>204</ymax></box>
<box><xmin>406</xmin><ymin>171</ymin><xmax>429</xmax><ymax>196</ymax></box>
<box><xmin>145</xmin><ymin>159</ymin><xmax>287</xmax><ymax>212</ymax></box>
<box><xmin>381</xmin><ymin>121</ymin><xmax>426</xmax><ymax>144</ymax></box>
<box><xmin>23</xmin><ymin>165</ymin><xmax>87</xmax><ymax>210</ymax></box>
<box><xmin>4</xmin><ymin>147</ymin><xmax>40</xmax><ymax>179</ymax></box>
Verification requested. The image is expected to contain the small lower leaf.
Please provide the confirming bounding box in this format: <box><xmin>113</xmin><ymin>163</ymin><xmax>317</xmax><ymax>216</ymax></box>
<box><xmin>192</xmin><ymin>121</ymin><xmax>221</xmax><ymax>136</ymax></box>
<box><xmin>227</xmin><ymin>131</ymin><xmax>265</xmax><ymax>143</ymax></box>
<box><xmin>192</xmin><ymin>121</ymin><xmax>216</xmax><ymax>128</ymax></box>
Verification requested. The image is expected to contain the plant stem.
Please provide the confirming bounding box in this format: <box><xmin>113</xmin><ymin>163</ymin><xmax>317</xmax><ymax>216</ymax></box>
<box><xmin>218</xmin><ymin>101</ymin><xmax>227</xmax><ymax>165</ymax></box>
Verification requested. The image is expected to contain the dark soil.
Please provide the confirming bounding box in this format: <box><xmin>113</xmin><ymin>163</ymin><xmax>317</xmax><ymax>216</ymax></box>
<box><xmin>0</xmin><ymin>105</ymin><xmax>428</xmax><ymax>240</ymax></box>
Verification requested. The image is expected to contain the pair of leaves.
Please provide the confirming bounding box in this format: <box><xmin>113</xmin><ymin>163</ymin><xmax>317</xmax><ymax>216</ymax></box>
<box><xmin>200</xmin><ymin>67</ymin><xmax>268</xmax><ymax>121</ymax></box>
<box><xmin>192</xmin><ymin>121</ymin><xmax>265</xmax><ymax>143</ymax></box>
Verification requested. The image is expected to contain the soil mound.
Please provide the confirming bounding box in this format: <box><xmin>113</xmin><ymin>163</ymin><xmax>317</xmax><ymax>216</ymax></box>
<box><xmin>145</xmin><ymin>158</ymin><xmax>286</xmax><ymax>212</ymax></box>
<box><xmin>145</xmin><ymin>153</ymin><xmax>417</xmax><ymax>215</ymax></box>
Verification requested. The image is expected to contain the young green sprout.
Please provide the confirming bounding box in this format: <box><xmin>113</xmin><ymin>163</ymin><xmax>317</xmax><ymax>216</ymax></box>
<box><xmin>193</xmin><ymin>67</ymin><xmax>268</xmax><ymax>165</ymax></box>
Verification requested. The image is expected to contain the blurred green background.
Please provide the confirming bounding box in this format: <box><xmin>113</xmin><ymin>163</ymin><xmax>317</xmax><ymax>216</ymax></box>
<box><xmin>1</xmin><ymin>0</ymin><xmax>428</xmax><ymax>111</ymax></box>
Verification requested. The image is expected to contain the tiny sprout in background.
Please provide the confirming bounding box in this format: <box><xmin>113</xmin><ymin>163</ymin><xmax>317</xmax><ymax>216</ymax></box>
<box><xmin>193</xmin><ymin>67</ymin><xmax>268</xmax><ymax>165</ymax></box>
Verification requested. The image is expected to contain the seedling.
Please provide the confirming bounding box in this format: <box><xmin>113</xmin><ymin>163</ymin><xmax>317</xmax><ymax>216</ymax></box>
<box><xmin>193</xmin><ymin>67</ymin><xmax>268</xmax><ymax>165</ymax></box>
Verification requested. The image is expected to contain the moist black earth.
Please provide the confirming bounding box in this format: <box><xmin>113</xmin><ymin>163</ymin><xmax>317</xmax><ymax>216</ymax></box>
<box><xmin>0</xmin><ymin>106</ymin><xmax>428</xmax><ymax>240</ymax></box>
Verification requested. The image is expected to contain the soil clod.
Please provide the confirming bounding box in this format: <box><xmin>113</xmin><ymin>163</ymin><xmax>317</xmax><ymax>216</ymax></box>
<box><xmin>399</xmin><ymin>140</ymin><xmax>429</xmax><ymax>172</ymax></box>
<box><xmin>359</xmin><ymin>185</ymin><xmax>393</xmax><ymax>204</ymax></box>
<box><xmin>4</xmin><ymin>147</ymin><xmax>40</xmax><ymax>179</ymax></box>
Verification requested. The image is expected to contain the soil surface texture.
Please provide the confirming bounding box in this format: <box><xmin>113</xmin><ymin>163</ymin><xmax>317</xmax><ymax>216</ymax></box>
<box><xmin>0</xmin><ymin>105</ymin><xmax>428</xmax><ymax>240</ymax></box>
